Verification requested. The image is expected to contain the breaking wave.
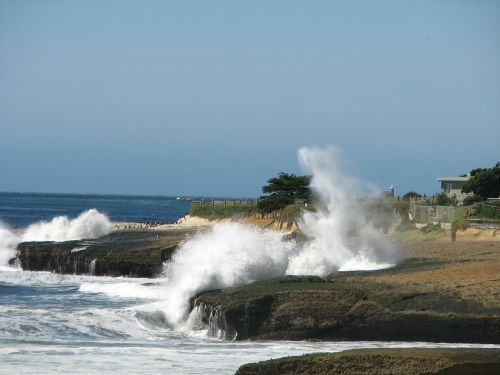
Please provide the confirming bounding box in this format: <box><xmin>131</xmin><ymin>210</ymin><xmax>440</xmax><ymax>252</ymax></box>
<box><xmin>157</xmin><ymin>222</ymin><xmax>295</xmax><ymax>327</ymax></box>
<box><xmin>0</xmin><ymin>223</ymin><xmax>19</xmax><ymax>266</ymax></box>
<box><xmin>21</xmin><ymin>209</ymin><xmax>112</xmax><ymax>242</ymax></box>
<box><xmin>1</xmin><ymin>147</ymin><xmax>398</xmax><ymax>335</ymax></box>
<box><xmin>153</xmin><ymin>146</ymin><xmax>398</xmax><ymax>329</ymax></box>
<box><xmin>0</xmin><ymin>209</ymin><xmax>112</xmax><ymax>266</ymax></box>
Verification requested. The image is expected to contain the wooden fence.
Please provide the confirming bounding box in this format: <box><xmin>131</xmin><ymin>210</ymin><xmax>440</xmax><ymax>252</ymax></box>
<box><xmin>191</xmin><ymin>200</ymin><xmax>257</xmax><ymax>206</ymax></box>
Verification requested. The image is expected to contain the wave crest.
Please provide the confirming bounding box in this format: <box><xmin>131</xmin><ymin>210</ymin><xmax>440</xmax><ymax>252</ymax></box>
<box><xmin>0</xmin><ymin>209</ymin><xmax>112</xmax><ymax>266</ymax></box>
<box><xmin>21</xmin><ymin>209</ymin><xmax>112</xmax><ymax>242</ymax></box>
<box><xmin>159</xmin><ymin>222</ymin><xmax>295</xmax><ymax>327</ymax></box>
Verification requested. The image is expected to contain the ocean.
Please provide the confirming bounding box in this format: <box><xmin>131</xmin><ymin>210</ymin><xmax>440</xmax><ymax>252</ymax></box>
<box><xmin>0</xmin><ymin>192</ymin><xmax>193</xmax><ymax>228</ymax></box>
<box><xmin>0</xmin><ymin>193</ymin><xmax>498</xmax><ymax>374</ymax></box>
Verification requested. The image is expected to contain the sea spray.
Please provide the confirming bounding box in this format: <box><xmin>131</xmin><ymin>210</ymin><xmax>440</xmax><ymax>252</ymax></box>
<box><xmin>156</xmin><ymin>146</ymin><xmax>397</xmax><ymax>329</ymax></box>
<box><xmin>0</xmin><ymin>223</ymin><xmax>20</xmax><ymax>266</ymax></box>
<box><xmin>158</xmin><ymin>222</ymin><xmax>295</xmax><ymax>327</ymax></box>
<box><xmin>21</xmin><ymin>209</ymin><xmax>112</xmax><ymax>242</ymax></box>
<box><xmin>0</xmin><ymin>209</ymin><xmax>112</xmax><ymax>266</ymax></box>
<box><xmin>287</xmin><ymin>146</ymin><xmax>397</xmax><ymax>274</ymax></box>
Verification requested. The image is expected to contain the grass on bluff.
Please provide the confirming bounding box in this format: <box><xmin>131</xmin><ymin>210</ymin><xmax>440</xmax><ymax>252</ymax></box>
<box><xmin>190</xmin><ymin>202</ymin><xmax>314</xmax><ymax>222</ymax></box>
<box><xmin>472</xmin><ymin>201</ymin><xmax>500</xmax><ymax>220</ymax></box>
<box><xmin>190</xmin><ymin>203</ymin><xmax>259</xmax><ymax>220</ymax></box>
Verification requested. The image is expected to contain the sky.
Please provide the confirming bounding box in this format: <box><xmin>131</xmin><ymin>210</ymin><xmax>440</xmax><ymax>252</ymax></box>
<box><xmin>0</xmin><ymin>0</ymin><xmax>499</xmax><ymax>197</ymax></box>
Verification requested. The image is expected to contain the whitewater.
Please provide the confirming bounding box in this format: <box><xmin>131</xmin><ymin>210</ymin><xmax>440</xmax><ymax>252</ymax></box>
<box><xmin>147</xmin><ymin>147</ymin><xmax>398</xmax><ymax>328</ymax></box>
<box><xmin>2</xmin><ymin>147</ymin><xmax>496</xmax><ymax>373</ymax></box>
<box><xmin>2</xmin><ymin>268</ymin><xmax>500</xmax><ymax>375</ymax></box>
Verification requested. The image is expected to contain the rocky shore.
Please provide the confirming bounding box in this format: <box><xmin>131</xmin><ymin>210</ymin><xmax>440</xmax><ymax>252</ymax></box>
<box><xmin>192</xmin><ymin>239</ymin><xmax>500</xmax><ymax>343</ymax></box>
<box><xmin>13</xmin><ymin>214</ymin><xmax>211</xmax><ymax>277</ymax></box>
<box><xmin>16</xmin><ymin>228</ymin><xmax>197</xmax><ymax>277</ymax></box>
<box><xmin>13</xmin><ymin>220</ymin><xmax>500</xmax><ymax>345</ymax></box>
<box><xmin>235</xmin><ymin>348</ymin><xmax>500</xmax><ymax>375</ymax></box>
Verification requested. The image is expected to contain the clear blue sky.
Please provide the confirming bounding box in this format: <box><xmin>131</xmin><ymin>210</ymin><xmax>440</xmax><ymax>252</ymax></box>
<box><xmin>1</xmin><ymin>0</ymin><xmax>499</xmax><ymax>197</ymax></box>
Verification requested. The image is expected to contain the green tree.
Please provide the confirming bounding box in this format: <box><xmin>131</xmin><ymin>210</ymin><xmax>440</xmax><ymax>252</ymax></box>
<box><xmin>258</xmin><ymin>172</ymin><xmax>311</xmax><ymax>212</ymax></box>
<box><xmin>402</xmin><ymin>191</ymin><xmax>421</xmax><ymax>200</ymax></box>
<box><xmin>462</xmin><ymin>162</ymin><xmax>500</xmax><ymax>199</ymax></box>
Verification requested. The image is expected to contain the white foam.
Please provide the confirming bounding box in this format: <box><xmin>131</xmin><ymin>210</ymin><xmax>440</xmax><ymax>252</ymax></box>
<box><xmin>0</xmin><ymin>265</ymin><xmax>22</xmax><ymax>272</ymax></box>
<box><xmin>79</xmin><ymin>282</ymin><xmax>162</xmax><ymax>299</ymax></box>
<box><xmin>289</xmin><ymin>147</ymin><xmax>397</xmax><ymax>275</ymax></box>
<box><xmin>71</xmin><ymin>246</ymin><xmax>88</xmax><ymax>253</ymax></box>
<box><xmin>154</xmin><ymin>147</ymin><xmax>397</xmax><ymax>328</ymax></box>
<box><xmin>338</xmin><ymin>251</ymin><xmax>394</xmax><ymax>272</ymax></box>
<box><xmin>0</xmin><ymin>209</ymin><xmax>112</xmax><ymax>266</ymax></box>
<box><xmin>158</xmin><ymin>222</ymin><xmax>295</xmax><ymax>327</ymax></box>
<box><xmin>21</xmin><ymin>209</ymin><xmax>112</xmax><ymax>242</ymax></box>
<box><xmin>0</xmin><ymin>267</ymin><xmax>151</xmax><ymax>287</ymax></box>
<box><xmin>0</xmin><ymin>223</ymin><xmax>20</xmax><ymax>266</ymax></box>
<box><xmin>1</xmin><ymin>147</ymin><xmax>398</xmax><ymax>340</ymax></box>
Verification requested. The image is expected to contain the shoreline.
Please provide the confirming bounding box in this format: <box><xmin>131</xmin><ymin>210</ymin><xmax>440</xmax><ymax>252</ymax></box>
<box><xmin>10</xmin><ymin>215</ymin><xmax>500</xmax><ymax>338</ymax></box>
<box><xmin>7</xmin><ymin>214</ymin><xmax>500</xmax><ymax>373</ymax></box>
<box><xmin>111</xmin><ymin>214</ymin><xmax>212</xmax><ymax>231</ymax></box>
<box><xmin>193</xmin><ymin>236</ymin><xmax>500</xmax><ymax>343</ymax></box>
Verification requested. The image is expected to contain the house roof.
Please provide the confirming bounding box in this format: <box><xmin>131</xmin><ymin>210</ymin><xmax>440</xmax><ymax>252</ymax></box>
<box><xmin>436</xmin><ymin>177</ymin><xmax>470</xmax><ymax>182</ymax></box>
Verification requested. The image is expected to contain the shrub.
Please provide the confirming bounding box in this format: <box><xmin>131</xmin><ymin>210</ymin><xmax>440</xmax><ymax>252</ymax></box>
<box><xmin>402</xmin><ymin>191</ymin><xmax>421</xmax><ymax>200</ymax></box>
<box><xmin>473</xmin><ymin>202</ymin><xmax>500</xmax><ymax>220</ymax></box>
<box><xmin>436</xmin><ymin>192</ymin><xmax>453</xmax><ymax>206</ymax></box>
<box><xmin>462</xmin><ymin>194</ymin><xmax>483</xmax><ymax>206</ymax></box>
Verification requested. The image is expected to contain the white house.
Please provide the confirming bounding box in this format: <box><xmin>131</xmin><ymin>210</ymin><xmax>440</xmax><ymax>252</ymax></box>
<box><xmin>436</xmin><ymin>176</ymin><xmax>471</xmax><ymax>202</ymax></box>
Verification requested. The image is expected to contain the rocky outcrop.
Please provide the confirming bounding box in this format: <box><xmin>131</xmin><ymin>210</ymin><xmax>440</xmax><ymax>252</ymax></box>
<box><xmin>235</xmin><ymin>348</ymin><xmax>500</xmax><ymax>375</ymax></box>
<box><xmin>16</xmin><ymin>229</ymin><xmax>194</xmax><ymax>277</ymax></box>
<box><xmin>193</xmin><ymin>240</ymin><xmax>500</xmax><ymax>343</ymax></box>
<box><xmin>194</xmin><ymin>302</ymin><xmax>238</xmax><ymax>340</ymax></box>
<box><xmin>194</xmin><ymin>274</ymin><xmax>500</xmax><ymax>343</ymax></box>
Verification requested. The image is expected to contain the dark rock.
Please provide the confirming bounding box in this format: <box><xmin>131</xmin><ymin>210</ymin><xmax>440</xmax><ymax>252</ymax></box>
<box><xmin>16</xmin><ymin>229</ymin><xmax>194</xmax><ymax>277</ymax></box>
<box><xmin>193</xmin><ymin>267</ymin><xmax>500</xmax><ymax>343</ymax></box>
<box><xmin>235</xmin><ymin>348</ymin><xmax>500</xmax><ymax>375</ymax></box>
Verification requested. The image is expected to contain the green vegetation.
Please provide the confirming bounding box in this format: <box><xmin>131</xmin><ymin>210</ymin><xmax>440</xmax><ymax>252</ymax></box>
<box><xmin>402</xmin><ymin>191</ymin><xmax>421</xmax><ymax>200</ymax></box>
<box><xmin>462</xmin><ymin>162</ymin><xmax>500</xmax><ymax>199</ymax></box>
<box><xmin>236</xmin><ymin>349</ymin><xmax>500</xmax><ymax>375</ymax></box>
<box><xmin>391</xmin><ymin>227</ymin><xmax>446</xmax><ymax>242</ymax></box>
<box><xmin>190</xmin><ymin>202</ymin><xmax>315</xmax><ymax>226</ymax></box>
<box><xmin>463</xmin><ymin>194</ymin><xmax>484</xmax><ymax>206</ymax></box>
<box><xmin>190</xmin><ymin>203</ymin><xmax>259</xmax><ymax>220</ymax></box>
<box><xmin>393</xmin><ymin>200</ymin><xmax>410</xmax><ymax>217</ymax></box>
<box><xmin>258</xmin><ymin>172</ymin><xmax>311</xmax><ymax>212</ymax></box>
<box><xmin>415</xmin><ymin>222</ymin><xmax>443</xmax><ymax>234</ymax></box>
<box><xmin>435</xmin><ymin>192</ymin><xmax>454</xmax><ymax>206</ymax></box>
<box><xmin>472</xmin><ymin>201</ymin><xmax>500</xmax><ymax>220</ymax></box>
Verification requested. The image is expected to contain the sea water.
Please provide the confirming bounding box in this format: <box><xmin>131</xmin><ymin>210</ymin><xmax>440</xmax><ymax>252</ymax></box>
<box><xmin>1</xmin><ymin>192</ymin><xmax>499</xmax><ymax>374</ymax></box>
<box><xmin>1</xmin><ymin>268</ymin><xmax>499</xmax><ymax>375</ymax></box>
<box><xmin>0</xmin><ymin>192</ymin><xmax>192</xmax><ymax>228</ymax></box>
